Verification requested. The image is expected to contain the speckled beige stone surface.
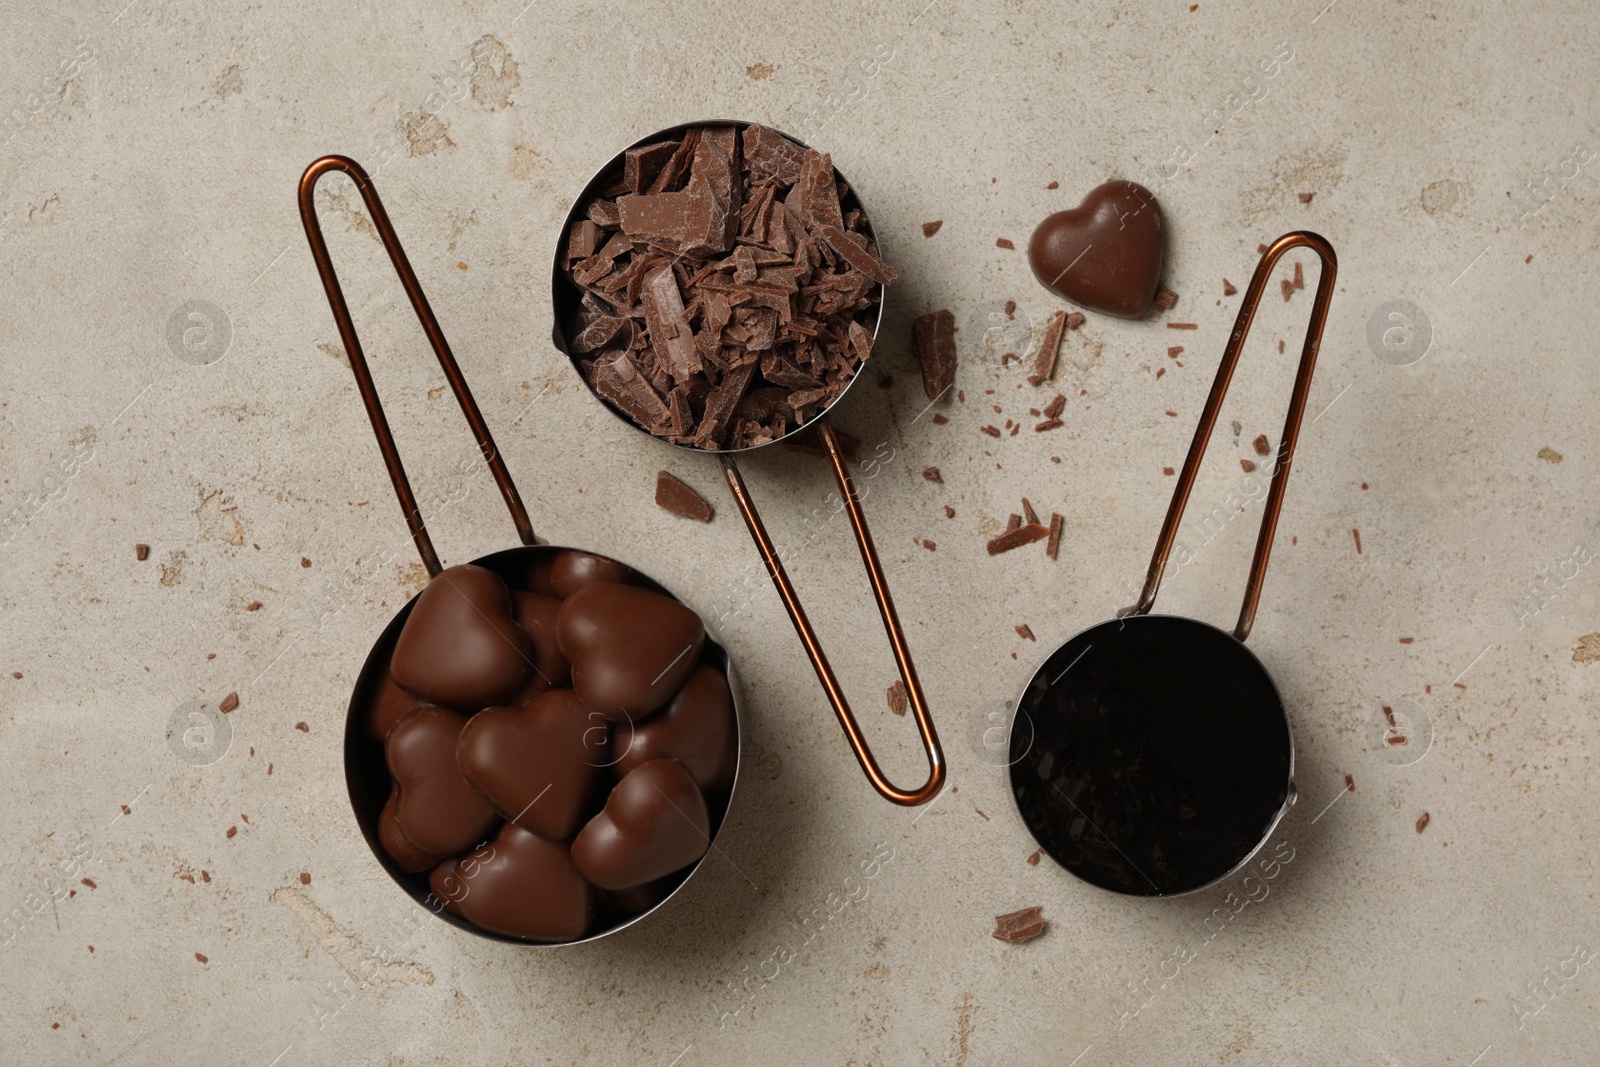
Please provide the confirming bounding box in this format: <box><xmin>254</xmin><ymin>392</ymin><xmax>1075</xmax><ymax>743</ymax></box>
<box><xmin>4</xmin><ymin>1</ymin><xmax>1600</xmax><ymax>1063</ymax></box>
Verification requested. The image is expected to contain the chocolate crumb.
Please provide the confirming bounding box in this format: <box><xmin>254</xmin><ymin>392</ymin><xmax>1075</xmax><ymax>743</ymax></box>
<box><xmin>980</xmin><ymin>425</ymin><xmax>1001</xmax><ymax>438</ymax></box>
<box><xmin>1004</xmin><ymin>300</ymin><xmax>1016</xmax><ymax>318</ymax></box>
<box><xmin>201</xmin><ymin>870</ymin><xmax>210</xmax><ymax>882</ymax></box>
<box><xmin>1046</xmin><ymin>513</ymin><xmax>1063</xmax><ymax>560</ymax></box>
<box><xmin>1028</xmin><ymin>310</ymin><xmax>1067</xmax><ymax>386</ymax></box>
<box><xmin>1387</xmin><ymin>735</ymin><xmax>1408</xmax><ymax>746</ymax></box>
<box><xmin>987</xmin><ymin>523</ymin><xmax>1049</xmax><ymax>555</ymax></box>
<box><xmin>135</xmin><ymin>543</ymin><xmax>149</xmax><ymax>561</ymax></box>
<box><xmin>931</xmin><ymin>413</ymin><xmax>949</xmax><ymax>425</ymax></box>
<box><xmin>975</xmin><ymin>808</ymin><xmax>990</xmax><ymax>821</ymax></box>
<box><xmin>1064</xmin><ymin>312</ymin><xmax>1085</xmax><ymax>330</ymax></box>
<box><xmin>1163</xmin><ymin>467</ymin><xmax>1175</xmax><ymax>475</ymax></box>
<box><xmin>1044</xmin><ymin>394</ymin><xmax>1066</xmax><ymax>419</ymax></box>
<box><xmin>1383</xmin><ymin>705</ymin><xmax>1396</xmax><ymax>726</ymax></box>
<box><xmin>1167</xmin><ymin>346</ymin><xmax>1183</xmax><ymax>358</ymax></box>
<box><xmin>1223</xmin><ymin>279</ymin><xmax>1238</xmax><ymax>296</ymax></box>
<box><xmin>1046</xmin><ymin>181</ymin><xmax>1059</xmax><ymax>190</ymax></box>
<box><xmin>1240</xmin><ymin>459</ymin><xmax>1256</xmax><ymax>473</ymax></box>
<box><xmin>886</xmin><ymin>680</ymin><xmax>907</xmax><ymax>715</ymax></box>
<box><xmin>1167</xmin><ymin>322</ymin><xmax>1197</xmax><ymax>330</ymax></box>
<box><xmin>922</xmin><ymin>220</ymin><xmax>943</xmax><ymax>237</ymax></box>
<box><xmin>923</xmin><ymin>466</ymin><xmax>942</xmax><ymax>483</ymax></box>
<box><xmin>992</xmin><ymin>905</ymin><xmax>1047</xmax><ymax>943</ymax></box>
<box><xmin>995</xmin><ymin>237</ymin><xmax>1015</xmax><ymax>250</ymax></box>
<box><xmin>295</xmin><ymin>721</ymin><xmax>309</xmax><ymax>732</ymax></box>
<box><xmin>1005</xmin><ymin>514</ymin><xmax>1022</xmax><ymax>533</ymax></box>
<box><xmin>1298</xmin><ymin>192</ymin><xmax>1315</xmax><ymax>204</ymax></box>
<box><xmin>1415</xmin><ymin>811</ymin><xmax>1430</xmax><ymax>834</ymax></box>
<box><xmin>1399</xmin><ymin>637</ymin><xmax>1414</xmax><ymax>644</ymax></box>
<box><xmin>1034</xmin><ymin>418</ymin><xmax>1063</xmax><ymax>432</ymax></box>
<box><xmin>195</xmin><ymin>952</ymin><xmax>208</xmax><ymax>964</ymax></box>
<box><xmin>1021</xmin><ymin>497</ymin><xmax>1040</xmax><ymax>526</ymax></box>
<box><xmin>120</xmin><ymin>805</ymin><xmax>130</xmax><ymax>815</ymax></box>
<box><xmin>1026</xmin><ymin>849</ymin><xmax>1041</xmax><ymax>865</ymax></box>
<box><xmin>944</xmin><ymin>505</ymin><xmax>955</xmax><ymax>518</ymax></box>
<box><xmin>1015</xmin><ymin>624</ymin><xmax>1035</xmax><ymax>641</ymax></box>
<box><xmin>1280</xmin><ymin>279</ymin><xmax>1294</xmax><ymax>302</ymax></box>
<box><xmin>301</xmin><ymin>557</ymin><xmax>311</xmax><ymax>568</ymax></box>
<box><xmin>299</xmin><ymin>871</ymin><xmax>311</xmax><ymax>886</ymax></box>
<box><xmin>10</xmin><ymin>672</ymin><xmax>19</xmax><ymax>679</ymax></box>
<box><xmin>1257</xmin><ymin>243</ymin><xmax>1269</xmax><ymax>254</ymax></box>
<box><xmin>921</xmin><ymin>539</ymin><xmax>937</xmax><ymax>551</ymax></box>
<box><xmin>1278</xmin><ymin>340</ymin><xmax>1285</xmax><ymax>353</ymax></box>
<box><xmin>81</xmin><ymin>877</ymin><xmax>96</xmax><ymax>889</ymax></box>
<box><xmin>1253</xmin><ymin>434</ymin><xmax>1270</xmax><ymax>455</ymax></box>
<box><xmin>245</xmin><ymin>601</ymin><xmax>262</xmax><ymax>611</ymax></box>
<box><xmin>1352</xmin><ymin>528</ymin><xmax>1362</xmax><ymax>555</ymax></box>
<box><xmin>1293</xmin><ymin>261</ymin><xmax>1304</xmax><ymax>290</ymax></box>
<box><xmin>655</xmin><ymin>470</ymin><xmax>714</xmax><ymax>522</ymax></box>
<box><xmin>225</xmin><ymin>826</ymin><xmax>237</xmax><ymax>839</ymax></box>
<box><xmin>1154</xmin><ymin>288</ymin><xmax>1178</xmax><ymax>311</ymax></box>
<box><xmin>218</xmin><ymin>692</ymin><xmax>239</xmax><ymax>714</ymax></box>
<box><xmin>1344</xmin><ymin>773</ymin><xmax>1355</xmax><ymax>792</ymax></box>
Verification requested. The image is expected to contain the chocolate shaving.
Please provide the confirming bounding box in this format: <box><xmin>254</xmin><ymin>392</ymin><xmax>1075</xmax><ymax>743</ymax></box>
<box><xmin>995</xmin><ymin>237</ymin><xmax>1015</xmax><ymax>249</ymax></box>
<box><xmin>886</xmin><ymin>680</ymin><xmax>907</xmax><ymax>716</ymax></box>
<box><xmin>1015</xmin><ymin>624</ymin><xmax>1035</xmax><ymax>641</ymax></box>
<box><xmin>1005</xmin><ymin>513</ymin><xmax>1022</xmax><ymax>533</ymax></box>
<box><xmin>1046</xmin><ymin>514</ymin><xmax>1063</xmax><ymax>560</ymax></box>
<box><xmin>1044</xmin><ymin>394</ymin><xmax>1066</xmax><ymax>419</ymax></box>
<box><xmin>1415</xmin><ymin>811</ymin><xmax>1430</xmax><ymax>834</ymax></box>
<box><xmin>922</xmin><ymin>220</ymin><xmax>942</xmax><ymax>237</ymax></box>
<box><xmin>988</xmin><ymin>523</ymin><xmax>1048</xmax><ymax>555</ymax></box>
<box><xmin>655</xmin><ymin>471</ymin><xmax>713</xmax><ymax>522</ymax></box>
<box><xmin>1154</xmin><ymin>288</ymin><xmax>1178</xmax><ymax>310</ymax></box>
<box><xmin>911</xmin><ymin>309</ymin><xmax>956</xmax><ymax>402</ymax></box>
<box><xmin>1021</xmin><ymin>498</ymin><xmax>1040</xmax><ymax>526</ymax></box>
<box><xmin>1223</xmin><ymin>278</ymin><xmax>1238</xmax><ymax>296</ymax></box>
<box><xmin>1029</xmin><ymin>310</ymin><xmax>1067</xmax><ymax>386</ymax></box>
<box><xmin>992</xmin><ymin>906</ymin><xmax>1047</xmax><ymax>943</ymax></box>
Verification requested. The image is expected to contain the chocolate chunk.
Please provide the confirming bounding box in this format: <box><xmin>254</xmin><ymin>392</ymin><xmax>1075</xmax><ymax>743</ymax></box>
<box><xmin>1029</xmin><ymin>181</ymin><xmax>1165</xmax><ymax>318</ymax></box>
<box><xmin>218</xmin><ymin>692</ymin><xmax>239</xmax><ymax>714</ymax></box>
<box><xmin>996</xmin><ymin>237</ymin><xmax>1015</xmax><ymax>249</ymax></box>
<box><xmin>557</xmin><ymin>583</ymin><xmax>705</xmax><ymax>721</ymax></box>
<box><xmin>430</xmin><ymin>825</ymin><xmax>597</xmax><ymax>941</ymax></box>
<box><xmin>625</xmin><ymin>140</ymin><xmax>678</xmax><ymax>195</ymax></box>
<box><xmin>588</xmin><ymin>353</ymin><xmax>672</xmax><ymax>433</ymax></box>
<box><xmin>1005</xmin><ymin>514</ymin><xmax>1022</xmax><ymax>533</ymax></box>
<box><xmin>1028</xmin><ymin>310</ymin><xmax>1067</xmax><ymax>386</ymax></box>
<box><xmin>1044</xmin><ymin>394</ymin><xmax>1066</xmax><ymax>419</ymax></box>
<box><xmin>922</xmin><ymin>220</ymin><xmax>943</xmax><ymax>237</ymax></box>
<box><xmin>912</xmin><ymin>309</ymin><xmax>956</xmax><ymax>402</ymax></box>
<box><xmin>743</xmin><ymin>124</ymin><xmax>807</xmax><ymax>184</ymax></box>
<box><xmin>613</xmin><ymin>664</ymin><xmax>737</xmax><ymax>792</ymax></box>
<box><xmin>655</xmin><ymin>470</ymin><xmax>713</xmax><ymax>522</ymax></box>
<box><xmin>384</xmin><ymin>707</ymin><xmax>499</xmax><ymax>857</ymax></box>
<box><xmin>923</xmin><ymin>467</ymin><xmax>942</xmax><ymax>483</ymax></box>
<box><xmin>458</xmin><ymin>691</ymin><xmax>603</xmax><ymax>841</ymax></box>
<box><xmin>1223</xmin><ymin>278</ymin><xmax>1237</xmax><ymax>296</ymax></box>
<box><xmin>992</xmin><ymin>905</ymin><xmax>1047</xmax><ymax>943</ymax></box>
<box><xmin>1253</xmin><ymin>434</ymin><xmax>1270</xmax><ymax>455</ymax></box>
<box><xmin>1021</xmin><ymin>498</ymin><xmax>1040</xmax><ymax>526</ymax></box>
<box><xmin>390</xmin><ymin>564</ymin><xmax>531</xmax><ymax>711</ymax></box>
<box><xmin>1015</xmin><ymin>624</ymin><xmax>1035</xmax><ymax>641</ymax></box>
<box><xmin>818</xmin><ymin>224</ymin><xmax>898</xmax><ymax>285</ymax></box>
<box><xmin>1298</xmin><ymin>191</ymin><xmax>1315</xmax><ymax>204</ymax></box>
<box><xmin>987</xmin><ymin>523</ymin><xmax>1049</xmax><ymax>555</ymax></box>
<box><xmin>572</xmin><ymin>759</ymin><xmax>710</xmax><ymax>890</ymax></box>
<box><xmin>1415</xmin><ymin>811</ymin><xmax>1430</xmax><ymax>833</ymax></box>
<box><xmin>135</xmin><ymin>543</ymin><xmax>149</xmax><ymax>561</ymax></box>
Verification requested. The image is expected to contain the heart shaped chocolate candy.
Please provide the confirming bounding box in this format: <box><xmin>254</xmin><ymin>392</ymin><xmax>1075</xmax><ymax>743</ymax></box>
<box><xmin>385</xmin><ymin>707</ymin><xmax>500</xmax><ymax>857</ymax></box>
<box><xmin>503</xmin><ymin>592</ymin><xmax>571</xmax><ymax>705</ymax></box>
<box><xmin>457</xmin><ymin>691</ymin><xmax>605</xmax><ymax>841</ymax></box>
<box><xmin>615</xmin><ymin>664</ymin><xmax>737</xmax><ymax>793</ymax></box>
<box><xmin>550</xmin><ymin>550</ymin><xmax>634</xmax><ymax>598</ymax></box>
<box><xmin>1028</xmin><ymin>180</ymin><xmax>1166</xmax><ymax>319</ymax></box>
<box><xmin>391</xmin><ymin>564</ymin><xmax>532</xmax><ymax>711</ymax></box>
<box><xmin>572</xmin><ymin>758</ymin><xmax>709</xmax><ymax>890</ymax></box>
<box><xmin>365</xmin><ymin>663</ymin><xmax>430</xmax><ymax>740</ymax></box>
<box><xmin>428</xmin><ymin>824</ymin><xmax>596</xmax><ymax>941</ymax></box>
<box><xmin>377</xmin><ymin>789</ymin><xmax>446</xmax><ymax>873</ymax></box>
<box><xmin>558</xmin><ymin>583</ymin><xmax>705</xmax><ymax>721</ymax></box>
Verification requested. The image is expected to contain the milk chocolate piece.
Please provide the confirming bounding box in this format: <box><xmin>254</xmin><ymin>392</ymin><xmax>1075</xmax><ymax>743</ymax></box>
<box><xmin>572</xmin><ymin>759</ymin><xmax>710</xmax><ymax>890</ymax></box>
<box><xmin>391</xmin><ymin>564</ymin><xmax>531</xmax><ymax>711</ymax></box>
<box><xmin>743</xmin><ymin>124</ymin><xmax>806</xmax><ymax>184</ymax></box>
<box><xmin>385</xmin><ymin>707</ymin><xmax>499</xmax><ymax>857</ymax></box>
<box><xmin>987</xmin><ymin>523</ymin><xmax>1050</xmax><ymax>555</ymax></box>
<box><xmin>625</xmin><ymin>140</ymin><xmax>678</xmax><ymax>194</ymax></box>
<box><xmin>655</xmin><ymin>471</ymin><xmax>714</xmax><ymax>522</ymax></box>
<box><xmin>365</xmin><ymin>665</ymin><xmax>428</xmax><ymax>740</ymax></box>
<box><xmin>378</xmin><ymin>790</ymin><xmax>445</xmax><ymax>873</ymax></box>
<box><xmin>558</xmin><ymin>583</ymin><xmax>705</xmax><ymax>721</ymax></box>
<box><xmin>430</xmin><ymin>824</ymin><xmax>596</xmax><ymax>941</ymax></box>
<box><xmin>992</xmin><ymin>905</ymin><xmax>1047</xmax><ymax>943</ymax></box>
<box><xmin>614</xmin><ymin>664</ymin><xmax>736</xmax><ymax>792</ymax></box>
<box><xmin>1028</xmin><ymin>310</ymin><xmax>1067</xmax><ymax>386</ymax></box>
<box><xmin>1028</xmin><ymin>180</ymin><xmax>1165</xmax><ymax>318</ymax></box>
<box><xmin>457</xmin><ymin>691</ymin><xmax>604</xmax><ymax>841</ymax></box>
<box><xmin>549</xmin><ymin>550</ymin><xmax>633</xmax><ymax>598</ymax></box>
<box><xmin>911</xmin><ymin>309</ymin><xmax>956</xmax><ymax>402</ymax></box>
<box><xmin>505</xmin><ymin>592</ymin><xmax>570</xmax><ymax>703</ymax></box>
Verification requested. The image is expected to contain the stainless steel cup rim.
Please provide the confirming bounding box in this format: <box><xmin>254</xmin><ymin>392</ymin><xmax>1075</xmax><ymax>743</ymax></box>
<box><xmin>1006</xmin><ymin>613</ymin><xmax>1296</xmax><ymax>899</ymax></box>
<box><xmin>550</xmin><ymin>118</ymin><xmax>888</xmax><ymax>455</ymax></box>
<box><xmin>345</xmin><ymin>543</ymin><xmax>744</xmax><ymax>947</ymax></box>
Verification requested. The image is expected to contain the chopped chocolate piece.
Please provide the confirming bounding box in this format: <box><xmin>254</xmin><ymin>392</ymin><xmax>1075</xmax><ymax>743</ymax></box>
<box><xmin>1005</xmin><ymin>514</ymin><xmax>1022</xmax><ymax>533</ymax></box>
<box><xmin>1028</xmin><ymin>310</ymin><xmax>1067</xmax><ymax>386</ymax></box>
<box><xmin>218</xmin><ymin>692</ymin><xmax>239</xmax><ymax>714</ymax></box>
<box><xmin>589</xmin><ymin>352</ymin><xmax>671</xmax><ymax>431</ymax></box>
<box><xmin>944</xmin><ymin>505</ymin><xmax>955</xmax><ymax>518</ymax></box>
<box><xmin>743</xmin><ymin>125</ymin><xmax>806</xmax><ymax>185</ymax></box>
<box><xmin>987</xmin><ymin>523</ymin><xmax>1048</xmax><ymax>555</ymax></box>
<box><xmin>1046</xmin><ymin>513</ymin><xmax>1063</xmax><ymax>560</ymax></box>
<box><xmin>921</xmin><ymin>220</ymin><xmax>942</xmax><ymax>237</ymax></box>
<box><xmin>567</xmin><ymin>220</ymin><xmax>602</xmax><ymax>267</ymax></box>
<box><xmin>795</xmin><ymin>150</ymin><xmax>845</xmax><ymax>231</ymax></box>
<box><xmin>1298</xmin><ymin>191</ymin><xmax>1315</xmax><ymax>204</ymax></box>
<box><xmin>1004</xmin><ymin>300</ymin><xmax>1016</xmax><ymax>318</ymax></box>
<box><xmin>1223</xmin><ymin>278</ymin><xmax>1238</xmax><ymax>296</ymax></box>
<box><xmin>1167</xmin><ymin>346</ymin><xmax>1184</xmax><ymax>358</ymax></box>
<box><xmin>1034</xmin><ymin>418</ymin><xmax>1062</xmax><ymax>432</ymax></box>
<box><xmin>642</xmin><ymin>264</ymin><xmax>700</xmax><ymax>379</ymax></box>
<box><xmin>619</xmin><ymin>137</ymin><xmax>739</xmax><ymax>256</ymax></box>
<box><xmin>992</xmin><ymin>905</ymin><xmax>1047</xmax><ymax>943</ymax></box>
<box><xmin>1065</xmin><ymin>312</ymin><xmax>1085</xmax><ymax>329</ymax></box>
<box><xmin>135</xmin><ymin>543</ymin><xmax>149</xmax><ymax>561</ymax></box>
<box><xmin>910</xmin><ymin>309</ymin><xmax>956</xmax><ymax>403</ymax></box>
<box><xmin>1257</xmin><ymin>243</ymin><xmax>1269</xmax><ymax>254</ymax></box>
<box><xmin>980</xmin><ymin>425</ymin><xmax>1001</xmax><ymax>438</ymax></box>
<box><xmin>1044</xmin><ymin>394</ymin><xmax>1066</xmax><ymax>419</ymax></box>
<box><xmin>1015</xmin><ymin>624</ymin><xmax>1035</xmax><ymax>641</ymax></box>
<box><xmin>1293</xmin><ymin>261</ymin><xmax>1304</xmax><ymax>290</ymax></box>
<box><xmin>1240</xmin><ymin>459</ymin><xmax>1256</xmax><ymax>473</ymax></box>
<box><xmin>1021</xmin><ymin>498</ymin><xmax>1040</xmax><ymax>526</ymax></box>
<box><xmin>886</xmin><ymin>680</ymin><xmax>907</xmax><ymax>716</ymax></box>
<box><xmin>1415</xmin><ymin>811</ymin><xmax>1430</xmax><ymax>833</ymax></box>
<box><xmin>245</xmin><ymin>601</ymin><xmax>262</xmax><ymax>611</ymax></box>
<box><xmin>818</xmin><ymin>224</ymin><xmax>898</xmax><ymax>285</ymax></box>
<box><xmin>1026</xmin><ymin>849</ymin><xmax>1042</xmax><ymax>864</ymax></box>
<box><xmin>655</xmin><ymin>471</ymin><xmax>714</xmax><ymax>522</ymax></box>
<box><xmin>923</xmin><ymin>467</ymin><xmax>942</xmax><ymax>483</ymax></box>
<box><xmin>625</xmin><ymin>141</ymin><xmax>679</xmax><ymax>195</ymax></box>
<box><xmin>996</xmin><ymin>237</ymin><xmax>1015</xmax><ymax>250</ymax></box>
<box><xmin>1167</xmin><ymin>322</ymin><xmax>1197</xmax><ymax>330</ymax></box>
<box><xmin>921</xmin><ymin>539</ymin><xmax>936</xmax><ymax>551</ymax></box>
<box><xmin>1352</xmin><ymin>528</ymin><xmax>1362</xmax><ymax>555</ymax></box>
<box><xmin>931</xmin><ymin>413</ymin><xmax>949</xmax><ymax>425</ymax></box>
<box><xmin>1153</xmin><ymin>288</ymin><xmax>1179</xmax><ymax>310</ymax></box>
<box><xmin>1280</xmin><ymin>278</ymin><xmax>1294</xmax><ymax>302</ymax></box>
<box><xmin>1253</xmin><ymin>434</ymin><xmax>1270</xmax><ymax>455</ymax></box>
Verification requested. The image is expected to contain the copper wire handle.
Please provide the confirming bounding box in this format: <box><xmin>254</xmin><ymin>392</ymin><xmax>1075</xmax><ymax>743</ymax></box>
<box><xmin>720</xmin><ymin>423</ymin><xmax>946</xmax><ymax>806</ymax></box>
<box><xmin>1123</xmin><ymin>231</ymin><xmax>1338</xmax><ymax>642</ymax></box>
<box><xmin>298</xmin><ymin>155</ymin><xmax>535</xmax><ymax>576</ymax></box>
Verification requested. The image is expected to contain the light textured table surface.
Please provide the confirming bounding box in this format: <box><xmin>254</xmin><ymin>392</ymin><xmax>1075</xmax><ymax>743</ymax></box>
<box><xmin>4</xmin><ymin>1</ymin><xmax>1600</xmax><ymax>1063</ymax></box>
